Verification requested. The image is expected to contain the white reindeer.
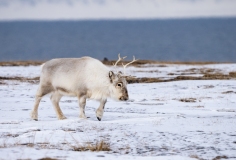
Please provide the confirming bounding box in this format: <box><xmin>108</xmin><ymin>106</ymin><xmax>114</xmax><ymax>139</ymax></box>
<box><xmin>31</xmin><ymin>54</ymin><xmax>137</xmax><ymax>121</ymax></box>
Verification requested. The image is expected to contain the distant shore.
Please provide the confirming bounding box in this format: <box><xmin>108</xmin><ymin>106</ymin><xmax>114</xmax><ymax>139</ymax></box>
<box><xmin>0</xmin><ymin>60</ymin><xmax>235</xmax><ymax>84</ymax></box>
<box><xmin>0</xmin><ymin>60</ymin><xmax>232</xmax><ymax>67</ymax></box>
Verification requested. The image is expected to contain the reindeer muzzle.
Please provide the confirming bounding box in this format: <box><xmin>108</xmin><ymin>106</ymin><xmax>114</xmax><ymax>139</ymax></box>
<box><xmin>120</xmin><ymin>96</ymin><xmax>129</xmax><ymax>101</ymax></box>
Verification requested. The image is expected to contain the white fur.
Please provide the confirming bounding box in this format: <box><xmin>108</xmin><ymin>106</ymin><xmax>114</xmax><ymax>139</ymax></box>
<box><xmin>31</xmin><ymin>57</ymin><xmax>128</xmax><ymax>121</ymax></box>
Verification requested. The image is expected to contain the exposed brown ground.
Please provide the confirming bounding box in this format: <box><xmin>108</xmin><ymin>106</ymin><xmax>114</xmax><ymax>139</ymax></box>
<box><xmin>126</xmin><ymin>73</ymin><xmax>235</xmax><ymax>84</ymax></box>
<box><xmin>103</xmin><ymin>60</ymin><xmax>230</xmax><ymax>66</ymax></box>
<box><xmin>0</xmin><ymin>60</ymin><xmax>231</xmax><ymax>67</ymax></box>
<box><xmin>0</xmin><ymin>60</ymin><xmax>235</xmax><ymax>84</ymax></box>
<box><xmin>0</xmin><ymin>61</ymin><xmax>45</xmax><ymax>66</ymax></box>
<box><xmin>0</xmin><ymin>76</ymin><xmax>39</xmax><ymax>84</ymax></box>
<box><xmin>0</xmin><ymin>72</ymin><xmax>235</xmax><ymax>84</ymax></box>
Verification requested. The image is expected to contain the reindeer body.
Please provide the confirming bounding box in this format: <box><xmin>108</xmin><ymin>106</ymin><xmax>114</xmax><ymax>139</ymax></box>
<box><xmin>40</xmin><ymin>57</ymin><xmax>111</xmax><ymax>99</ymax></box>
<box><xmin>31</xmin><ymin>56</ymin><xmax>129</xmax><ymax>121</ymax></box>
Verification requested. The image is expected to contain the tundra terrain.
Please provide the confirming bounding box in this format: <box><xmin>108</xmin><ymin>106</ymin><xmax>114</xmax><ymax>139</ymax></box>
<box><xmin>0</xmin><ymin>61</ymin><xmax>236</xmax><ymax>160</ymax></box>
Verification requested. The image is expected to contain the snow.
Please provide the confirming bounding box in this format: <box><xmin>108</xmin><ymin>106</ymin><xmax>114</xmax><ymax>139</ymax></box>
<box><xmin>111</xmin><ymin>63</ymin><xmax>236</xmax><ymax>79</ymax></box>
<box><xmin>2</xmin><ymin>63</ymin><xmax>236</xmax><ymax>79</ymax></box>
<box><xmin>0</xmin><ymin>66</ymin><xmax>41</xmax><ymax>78</ymax></box>
<box><xmin>0</xmin><ymin>64</ymin><xmax>236</xmax><ymax>159</ymax></box>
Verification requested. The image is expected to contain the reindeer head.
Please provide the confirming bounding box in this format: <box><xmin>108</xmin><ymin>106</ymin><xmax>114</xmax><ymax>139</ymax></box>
<box><xmin>109</xmin><ymin>71</ymin><xmax>128</xmax><ymax>101</ymax></box>
<box><xmin>109</xmin><ymin>54</ymin><xmax>138</xmax><ymax>101</ymax></box>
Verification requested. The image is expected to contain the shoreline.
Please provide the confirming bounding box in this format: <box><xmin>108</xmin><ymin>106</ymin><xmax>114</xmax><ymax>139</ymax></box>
<box><xmin>0</xmin><ymin>60</ymin><xmax>233</xmax><ymax>67</ymax></box>
<box><xmin>1</xmin><ymin>61</ymin><xmax>235</xmax><ymax>84</ymax></box>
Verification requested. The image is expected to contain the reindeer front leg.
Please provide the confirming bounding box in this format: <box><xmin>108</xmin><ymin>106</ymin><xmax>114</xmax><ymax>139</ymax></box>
<box><xmin>78</xmin><ymin>96</ymin><xmax>87</xmax><ymax>119</ymax></box>
<box><xmin>96</xmin><ymin>99</ymin><xmax>107</xmax><ymax>121</ymax></box>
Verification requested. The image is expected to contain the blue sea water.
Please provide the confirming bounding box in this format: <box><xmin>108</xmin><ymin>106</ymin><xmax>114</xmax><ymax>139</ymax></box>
<box><xmin>0</xmin><ymin>18</ymin><xmax>236</xmax><ymax>62</ymax></box>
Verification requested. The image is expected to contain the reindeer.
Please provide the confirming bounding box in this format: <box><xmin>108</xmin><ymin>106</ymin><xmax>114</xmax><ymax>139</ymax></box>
<box><xmin>31</xmin><ymin>54</ymin><xmax>137</xmax><ymax>121</ymax></box>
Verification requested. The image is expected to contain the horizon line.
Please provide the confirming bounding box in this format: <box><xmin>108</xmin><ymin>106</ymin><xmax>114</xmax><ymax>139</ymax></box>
<box><xmin>1</xmin><ymin>16</ymin><xmax>236</xmax><ymax>22</ymax></box>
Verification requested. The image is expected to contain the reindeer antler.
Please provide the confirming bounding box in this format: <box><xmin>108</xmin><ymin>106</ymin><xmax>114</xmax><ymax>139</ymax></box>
<box><xmin>122</xmin><ymin>55</ymin><xmax>138</xmax><ymax>74</ymax></box>
<box><xmin>113</xmin><ymin>53</ymin><xmax>127</xmax><ymax>67</ymax></box>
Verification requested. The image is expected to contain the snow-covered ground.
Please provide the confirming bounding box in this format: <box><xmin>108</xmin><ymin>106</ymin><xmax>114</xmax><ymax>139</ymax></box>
<box><xmin>0</xmin><ymin>64</ymin><xmax>236</xmax><ymax>160</ymax></box>
<box><xmin>1</xmin><ymin>63</ymin><xmax>236</xmax><ymax>79</ymax></box>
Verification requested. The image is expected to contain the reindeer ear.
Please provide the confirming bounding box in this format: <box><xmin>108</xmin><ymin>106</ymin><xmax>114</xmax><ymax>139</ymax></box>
<box><xmin>117</xmin><ymin>71</ymin><xmax>123</xmax><ymax>78</ymax></box>
<box><xmin>109</xmin><ymin>71</ymin><xmax>115</xmax><ymax>83</ymax></box>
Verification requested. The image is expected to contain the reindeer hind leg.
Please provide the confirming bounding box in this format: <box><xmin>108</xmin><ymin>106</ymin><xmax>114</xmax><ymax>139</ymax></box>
<box><xmin>50</xmin><ymin>91</ymin><xmax>66</xmax><ymax>120</ymax></box>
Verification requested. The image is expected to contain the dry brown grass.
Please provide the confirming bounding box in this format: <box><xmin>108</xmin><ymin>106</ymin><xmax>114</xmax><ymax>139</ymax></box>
<box><xmin>1</xmin><ymin>70</ymin><xmax>235</xmax><ymax>84</ymax></box>
<box><xmin>229</xmin><ymin>72</ymin><xmax>236</xmax><ymax>77</ymax></box>
<box><xmin>189</xmin><ymin>154</ymin><xmax>203</xmax><ymax>160</ymax></box>
<box><xmin>72</xmin><ymin>140</ymin><xmax>111</xmax><ymax>152</ymax></box>
<box><xmin>203</xmin><ymin>73</ymin><xmax>231</xmax><ymax>79</ymax></box>
<box><xmin>180</xmin><ymin>68</ymin><xmax>222</xmax><ymax>75</ymax></box>
<box><xmin>126</xmin><ymin>77</ymin><xmax>163</xmax><ymax>83</ymax></box>
<box><xmin>102</xmin><ymin>59</ymin><xmax>230</xmax><ymax>66</ymax></box>
<box><xmin>0</xmin><ymin>60</ymin><xmax>230</xmax><ymax>67</ymax></box>
<box><xmin>0</xmin><ymin>76</ymin><xmax>39</xmax><ymax>84</ymax></box>
<box><xmin>68</xmin><ymin>132</ymin><xmax>111</xmax><ymax>152</ymax></box>
<box><xmin>38</xmin><ymin>158</ymin><xmax>58</xmax><ymax>160</ymax></box>
<box><xmin>0</xmin><ymin>61</ymin><xmax>45</xmax><ymax>66</ymax></box>
<box><xmin>127</xmin><ymin>72</ymin><xmax>235</xmax><ymax>83</ymax></box>
<box><xmin>179</xmin><ymin>98</ymin><xmax>197</xmax><ymax>103</ymax></box>
<box><xmin>0</xmin><ymin>131</ymin><xmax>111</xmax><ymax>153</ymax></box>
<box><xmin>1</xmin><ymin>72</ymin><xmax>234</xmax><ymax>84</ymax></box>
<box><xmin>222</xmin><ymin>91</ymin><xmax>236</xmax><ymax>94</ymax></box>
<box><xmin>1</xmin><ymin>60</ymin><xmax>235</xmax><ymax>84</ymax></box>
<box><xmin>212</xmin><ymin>155</ymin><xmax>229</xmax><ymax>160</ymax></box>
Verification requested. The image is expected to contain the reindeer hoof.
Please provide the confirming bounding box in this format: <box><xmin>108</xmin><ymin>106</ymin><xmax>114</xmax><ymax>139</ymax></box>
<box><xmin>79</xmin><ymin>115</ymin><xmax>87</xmax><ymax>119</ymax></box>
<box><xmin>31</xmin><ymin>112</ymin><xmax>38</xmax><ymax>121</ymax></box>
<box><xmin>58</xmin><ymin>116</ymin><xmax>67</xmax><ymax>120</ymax></box>
<box><xmin>96</xmin><ymin>110</ymin><xmax>103</xmax><ymax>121</ymax></box>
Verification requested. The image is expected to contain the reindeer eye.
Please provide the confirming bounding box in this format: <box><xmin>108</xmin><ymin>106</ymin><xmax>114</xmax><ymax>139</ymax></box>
<box><xmin>117</xmin><ymin>83</ymin><xmax>123</xmax><ymax>87</ymax></box>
